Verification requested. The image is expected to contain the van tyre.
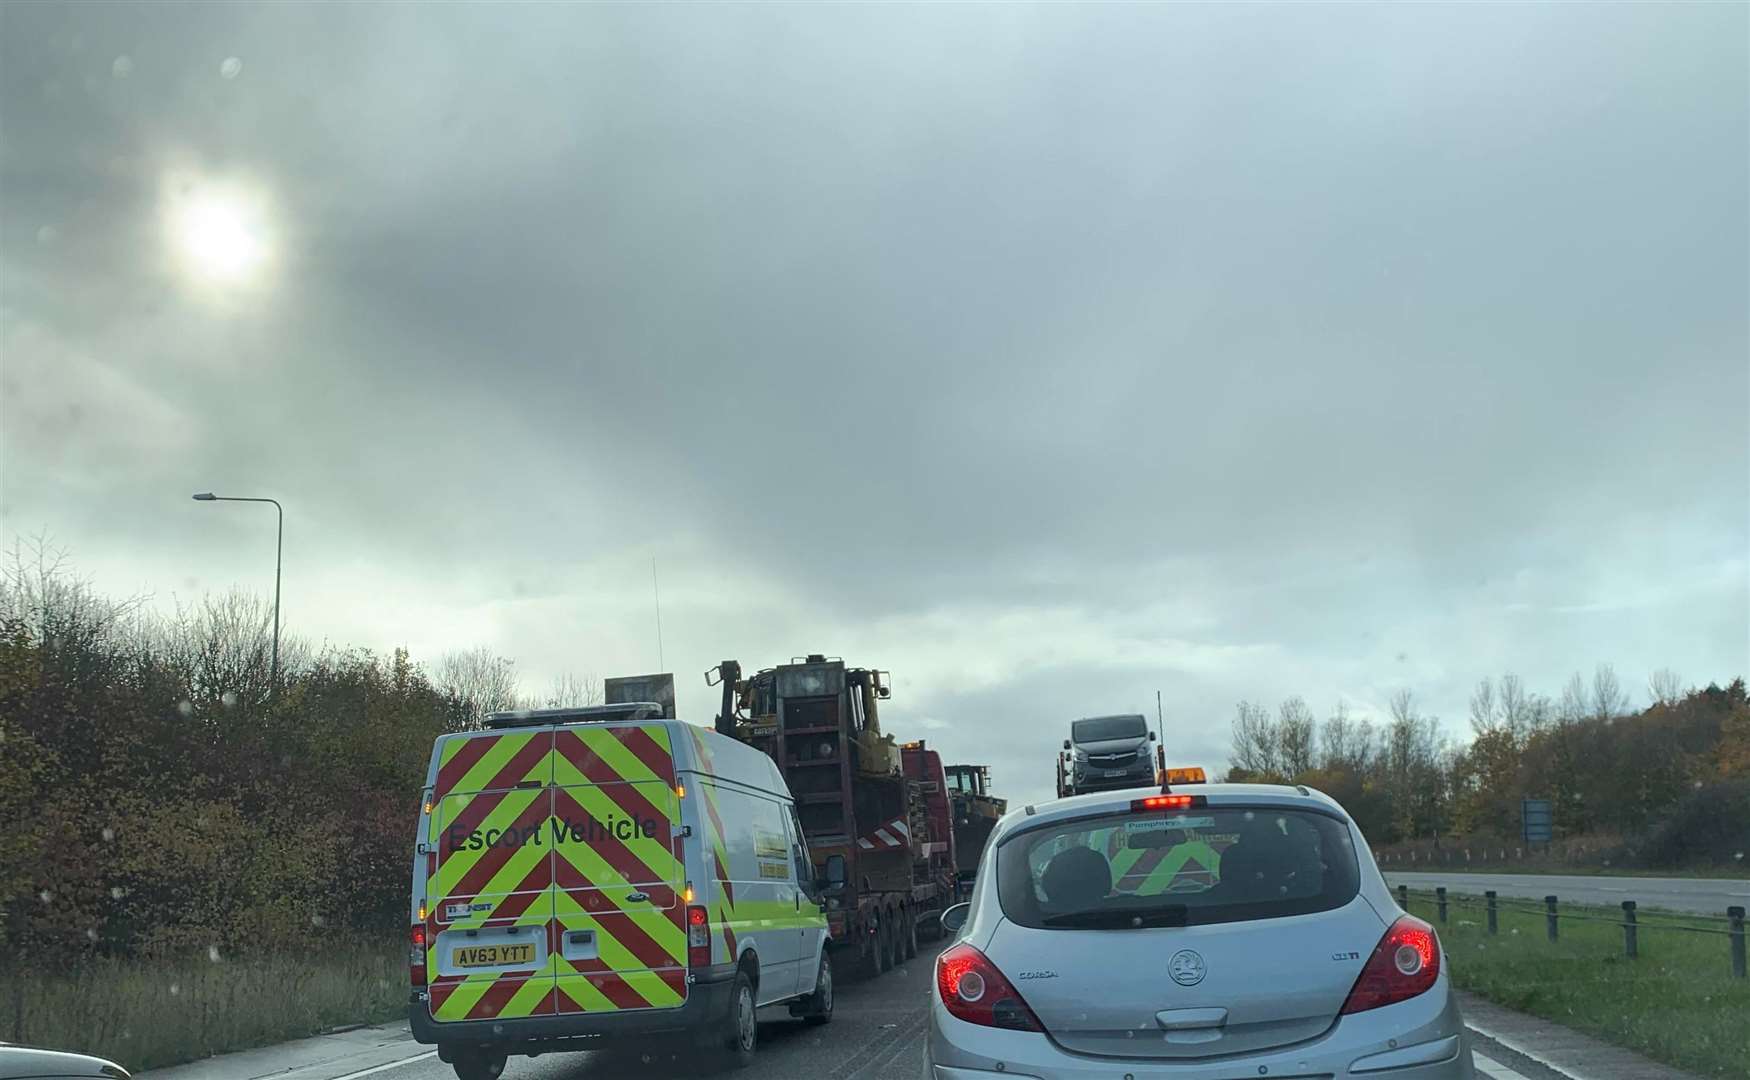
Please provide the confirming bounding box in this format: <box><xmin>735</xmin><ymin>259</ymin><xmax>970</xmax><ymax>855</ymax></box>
<box><xmin>721</xmin><ymin>969</ymin><xmax>758</xmax><ymax>1069</ymax></box>
<box><xmin>800</xmin><ymin>951</ymin><xmax>834</xmax><ymax>1025</ymax></box>
<box><xmin>450</xmin><ymin>1048</ymin><xmax>507</xmax><ymax>1080</ymax></box>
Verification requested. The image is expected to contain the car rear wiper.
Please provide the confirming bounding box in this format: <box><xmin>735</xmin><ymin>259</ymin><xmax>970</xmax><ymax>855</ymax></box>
<box><xmin>1040</xmin><ymin>904</ymin><xmax>1189</xmax><ymax>929</ymax></box>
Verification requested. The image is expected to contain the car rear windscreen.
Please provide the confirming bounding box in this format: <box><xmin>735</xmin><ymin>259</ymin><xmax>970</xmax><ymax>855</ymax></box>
<box><xmin>1071</xmin><ymin>715</ymin><xmax>1147</xmax><ymax>741</ymax></box>
<box><xmin>995</xmin><ymin>805</ymin><xmax>1360</xmax><ymax>930</ymax></box>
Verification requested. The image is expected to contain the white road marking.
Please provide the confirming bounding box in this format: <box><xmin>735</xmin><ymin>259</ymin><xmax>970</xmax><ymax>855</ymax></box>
<box><xmin>1474</xmin><ymin>1050</ymin><xmax>1535</xmax><ymax>1080</ymax></box>
<box><xmin>328</xmin><ymin>1050</ymin><xmax>438</xmax><ymax>1080</ymax></box>
<box><xmin>1467</xmin><ymin>1019</ymin><xmax>1598</xmax><ymax>1080</ymax></box>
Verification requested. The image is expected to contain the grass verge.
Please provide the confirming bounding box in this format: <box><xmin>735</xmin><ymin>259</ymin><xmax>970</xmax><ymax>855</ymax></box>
<box><xmin>5</xmin><ymin>938</ymin><xmax>404</xmax><ymax>1073</ymax></box>
<box><xmin>1384</xmin><ymin>862</ymin><xmax>1749</xmax><ymax>880</ymax></box>
<box><xmin>1402</xmin><ymin>892</ymin><xmax>1749</xmax><ymax>1079</ymax></box>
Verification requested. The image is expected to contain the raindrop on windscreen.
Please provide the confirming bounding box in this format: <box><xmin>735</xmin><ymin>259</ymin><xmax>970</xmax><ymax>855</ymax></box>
<box><xmin>111</xmin><ymin>886</ymin><xmax>126</xmax><ymax>899</ymax></box>
<box><xmin>311</xmin><ymin>914</ymin><xmax>326</xmax><ymax>927</ymax></box>
<box><xmin>111</xmin><ymin>56</ymin><xmax>133</xmax><ymax>78</ymax></box>
<box><xmin>178</xmin><ymin>700</ymin><xmax>193</xmax><ymax>717</ymax></box>
<box><xmin>38</xmin><ymin>889</ymin><xmax>53</xmax><ymax>903</ymax></box>
<box><xmin>101</xmin><ymin>827</ymin><xmax>115</xmax><ymax>842</ymax></box>
<box><xmin>208</xmin><ymin>944</ymin><xmax>221</xmax><ymax>962</ymax></box>
<box><xmin>86</xmin><ymin>928</ymin><xmax>98</xmax><ymax>942</ymax></box>
<box><xmin>35</xmin><ymin>225</ymin><xmax>57</xmax><ymax>246</ymax></box>
<box><xmin>220</xmin><ymin>57</ymin><xmax>242</xmax><ymax>79</ymax></box>
<box><xmin>221</xmin><ymin>691</ymin><xmax>237</xmax><ymax>708</ymax></box>
<box><xmin>169</xmin><ymin>983</ymin><xmax>180</xmax><ymax>996</ymax></box>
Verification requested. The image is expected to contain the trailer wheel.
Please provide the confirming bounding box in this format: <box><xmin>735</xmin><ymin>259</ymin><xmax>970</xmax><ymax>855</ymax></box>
<box><xmin>862</xmin><ymin>918</ymin><xmax>887</xmax><ymax>977</ymax></box>
<box><xmin>886</xmin><ymin>909</ymin><xmax>905</xmax><ymax>969</ymax></box>
<box><xmin>902</xmin><ymin>909</ymin><xmax>918</xmax><ymax>960</ymax></box>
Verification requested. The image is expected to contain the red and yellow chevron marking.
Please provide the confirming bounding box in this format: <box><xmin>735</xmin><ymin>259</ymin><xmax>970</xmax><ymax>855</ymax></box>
<box><xmin>423</xmin><ymin>724</ymin><xmax>690</xmax><ymax>1023</ymax></box>
<box><xmin>685</xmin><ymin>728</ymin><xmax>739</xmax><ymax>964</ymax></box>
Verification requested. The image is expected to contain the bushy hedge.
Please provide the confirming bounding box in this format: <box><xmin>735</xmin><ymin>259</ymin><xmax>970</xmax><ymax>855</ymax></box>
<box><xmin>1636</xmin><ymin>779</ymin><xmax>1750</xmax><ymax>869</ymax></box>
<box><xmin>0</xmin><ymin>583</ymin><xmax>468</xmax><ymax>970</ymax></box>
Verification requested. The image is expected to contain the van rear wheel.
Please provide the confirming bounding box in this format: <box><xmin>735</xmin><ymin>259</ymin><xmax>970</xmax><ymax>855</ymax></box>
<box><xmin>450</xmin><ymin>1048</ymin><xmax>507</xmax><ymax>1080</ymax></box>
<box><xmin>720</xmin><ymin>969</ymin><xmax>758</xmax><ymax>1068</ymax></box>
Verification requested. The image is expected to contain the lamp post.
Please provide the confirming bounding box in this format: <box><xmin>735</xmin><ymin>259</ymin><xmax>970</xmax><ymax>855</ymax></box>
<box><xmin>191</xmin><ymin>492</ymin><xmax>282</xmax><ymax>695</ymax></box>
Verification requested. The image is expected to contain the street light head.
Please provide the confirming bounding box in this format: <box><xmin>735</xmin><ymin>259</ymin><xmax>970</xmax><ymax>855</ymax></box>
<box><xmin>192</xmin><ymin>492</ymin><xmax>217</xmax><ymax>501</ymax></box>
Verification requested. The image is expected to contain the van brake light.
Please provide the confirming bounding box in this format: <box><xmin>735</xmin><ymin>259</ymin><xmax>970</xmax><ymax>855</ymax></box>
<box><xmin>687</xmin><ymin>904</ymin><xmax>711</xmax><ymax>969</ymax></box>
<box><xmin>409</xmin><ymin>923</ymin><xmax>428</xmax><ymax>988</ymax></box>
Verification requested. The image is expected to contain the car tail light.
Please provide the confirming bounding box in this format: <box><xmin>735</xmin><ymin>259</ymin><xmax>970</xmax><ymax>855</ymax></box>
<box><xmin>934</xmin><ymin>943</ymin><xmax>1043</xmax><ymax>1031</ymax></box>
<box><xmin>687</xmin><ymin>904</ymin><xmax>711</xmax><ymax>969</ymax></box>
<box><xmin>409</xmin><ymin>923</ymin><xmax>427</xmax><ymax>988</ymax></box>
<box><xmin>1341</xmin><ymin>915</ymin><xmax>1439</xmax><ymax>1014</ymax></box>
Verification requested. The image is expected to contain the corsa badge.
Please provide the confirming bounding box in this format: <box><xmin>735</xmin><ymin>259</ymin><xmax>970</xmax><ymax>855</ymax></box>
<box><xmin>1169</xmin><ymin>949</ymin><xmax>1206</xmax><ymax>986</ymax></box>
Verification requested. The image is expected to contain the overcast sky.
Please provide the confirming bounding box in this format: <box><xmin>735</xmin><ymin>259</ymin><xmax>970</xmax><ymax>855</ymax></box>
<box><xmin>3</xmin><ymin>2</ymin><xmax>1745</xmax><ymax>804</ymax></box>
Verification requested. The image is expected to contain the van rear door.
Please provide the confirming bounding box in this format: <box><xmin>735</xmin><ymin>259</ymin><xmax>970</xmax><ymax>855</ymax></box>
<box><xmin>550</xmin><ymin>723</ymin><xmax>689</xmax><ymax>1015</ymax></box>
<box><xmin>424</xmin><ymin>728</ymin><xmax>556</xmax><ymax>1024</ymax></box>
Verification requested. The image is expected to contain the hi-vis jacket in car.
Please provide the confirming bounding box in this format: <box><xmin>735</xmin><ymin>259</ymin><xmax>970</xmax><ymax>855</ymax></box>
<box><xmin>408</xmin><ymin>705</ymin><xmax>832</xmax><ymax>1069</ymax></box>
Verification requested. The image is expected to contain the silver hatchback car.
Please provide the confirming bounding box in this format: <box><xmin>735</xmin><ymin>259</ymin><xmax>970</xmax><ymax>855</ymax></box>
<box><xmin>929</xmin><ymin>783</ymin><xmax>1474</xmax><ymax>1080</ymax></box>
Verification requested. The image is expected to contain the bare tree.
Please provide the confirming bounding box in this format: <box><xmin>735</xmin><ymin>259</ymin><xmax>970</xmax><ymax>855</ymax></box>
<box><xmin>1277</xmin><ymin>696</ymin><xmax>1317</xmax><ymax>776</ymax></box>
<box><xmin>1468</xmin><ymin>677</ymin><xmax>1498</xmax><ymax>736</ymax></box>
<box><xmin>435</xmin><ymin>647</ymin><xmax>521</xmax><ymax>729</ymax></box>
<box><xmin>1320</xmin><ymin>701</ymin><xmax>1356</xmax><ymax>770</ymax></box>
<box><xmin>1589</xmin><ymin>662</ymin><xmax>1629</xmax><ymax>722</ymax></box>
<box><xmin>1648</xmin><ymin>668</ymin><xmax>1684</xmax><ymax>708</ymax></box>
<box><xmin>532</xmin><ymin>671</ymin><xmax>602</xmax><ymax>709</ymax></box>
<box><xmin>1558</xmin><ymin>672</ymin><xmax>1587</xmax><ymax>725</ymax></box>
<box><xmin>1229</xmin><ymin>700</ymin><xmax>1281</xmax><ymax>777</ymax></box>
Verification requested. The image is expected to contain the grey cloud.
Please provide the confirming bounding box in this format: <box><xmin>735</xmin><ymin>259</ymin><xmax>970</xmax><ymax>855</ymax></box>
<box><xmin>2</xmin><ymin>2</ymin><xmax>1744</xmax><ymax>787</ymax></box>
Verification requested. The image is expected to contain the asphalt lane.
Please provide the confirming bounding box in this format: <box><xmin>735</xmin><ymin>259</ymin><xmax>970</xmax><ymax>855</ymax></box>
<box><xmin>369</xmin><ymin>943</ymin><xmax>942</xmax><ymax>1080</ymax></box>
<box><xmin>1383</xmin><ymin>870</ymin><xmax>1750</xmax><ymax>916</ymax></box>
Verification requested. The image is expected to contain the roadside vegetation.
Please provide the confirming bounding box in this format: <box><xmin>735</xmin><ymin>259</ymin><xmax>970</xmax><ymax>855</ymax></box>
<box><xmin>11</xmin><ymin>938</ymin><xmax>404</xmax><ymax>1073</ymax></box>
<box><xmin>0</xmin><ymin>539</ymin><xmax>589</xmax><ymax>1070</ymax></box>
<box><xmin>1225</xmin><ymin>670</ymin><xmax>1749</xmax><ymax>875</ymax></box>
<box><xmin>1402</xmin><ymin>892</ymin><xmax>1750</xmax><ymax>1079</ymax></box>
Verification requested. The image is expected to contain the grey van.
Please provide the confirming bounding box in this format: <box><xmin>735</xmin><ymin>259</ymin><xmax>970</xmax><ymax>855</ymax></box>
<box><xmin>1062</xmin><ymin>714</ymin><xmax>1156</xmax><ymax>793</ymax></box>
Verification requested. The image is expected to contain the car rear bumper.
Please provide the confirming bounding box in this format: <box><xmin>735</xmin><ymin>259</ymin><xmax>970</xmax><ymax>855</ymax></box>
<box><xmin>928</xmin><ymin>978</ymin><xmax>1474</xmax><ymax>1080</ymax></box>
<box><xmin>409</xmin><ymin>966</ymin><xmax>737</xmax><ymax>1052</ymax></box>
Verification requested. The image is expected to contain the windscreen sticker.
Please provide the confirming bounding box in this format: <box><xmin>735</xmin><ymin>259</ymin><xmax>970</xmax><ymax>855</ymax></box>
<box><xmin>1125</xmin><ymin>815</ymin><xmax>1215</xmax><ymax>832</ymax></box>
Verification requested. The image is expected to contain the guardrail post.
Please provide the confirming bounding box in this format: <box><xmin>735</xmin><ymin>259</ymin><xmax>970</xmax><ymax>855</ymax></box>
<box><xmin>1545</xmin><ymin>895</ymin><xmax>1559</xmax><ymax>942</ymax></box>
<box><xmin>1397</xmin><ymin>883</ymin><xmax>1408</xmax><ymax>909</ymax></box>
<box><xmin>1485</xmin><ymin>890</ymin><xmax>1498</xmax><ymax>935</ymax></box>
<box><xmin>1730</xmin><ymin>906</ymin><xmax>1746</xmax><ymax>979</ymax></box>
<box><xmin>1436</xmin><ymin>886</ymin><xmax>1448</xmax><ymax>924</ymax></box>
<box><xmin>1621</xmin><ymin>900</ymin><xmax>1637</xmax><ymax>959</ymax></box>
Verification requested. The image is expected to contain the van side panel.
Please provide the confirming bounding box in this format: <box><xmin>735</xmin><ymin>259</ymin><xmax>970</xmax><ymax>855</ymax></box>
<box><xmin>696</xmin><ymin>777</ymin><xmax>804</xmax><ymax>1002</ymax></box>
<box><xmin>550</xmin><ymin>724</ymin><xmax>689</xmax><ymax>1014</ymax></box>
<box><xmin>425</xmin><ymin>729</ymin><xmax>556</xmax><ymax>1024</ymax></box>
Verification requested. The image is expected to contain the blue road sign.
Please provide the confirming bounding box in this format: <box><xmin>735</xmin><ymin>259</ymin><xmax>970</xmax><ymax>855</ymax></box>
<box><xmin>1522</xmin><ymin>797</ymin><xmax>1554</xmax><ymax>844</ymax></box>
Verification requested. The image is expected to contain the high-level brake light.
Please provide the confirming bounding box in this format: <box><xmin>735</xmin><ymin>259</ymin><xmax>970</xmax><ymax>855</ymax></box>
<box><xmin>1132</xmin><ymin>794</ymin><xmax>1196</xmax><ymax>811</ymax></box>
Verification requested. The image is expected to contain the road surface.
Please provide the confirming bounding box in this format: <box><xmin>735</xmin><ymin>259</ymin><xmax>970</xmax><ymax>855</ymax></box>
<box><xmin>140</xmin><ymin>938</ymin><xmax>1698</xmax><ymax>1080</ymax></box>
<box><xmin>1384</xmin><ymin>870</ymin><xmax>1750</xmax><ymax>916</ymax></box>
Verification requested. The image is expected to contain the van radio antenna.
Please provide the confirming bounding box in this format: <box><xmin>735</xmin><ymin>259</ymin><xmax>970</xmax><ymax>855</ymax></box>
<box><xmin>652</xmin><ymin>555</ymin><xmax>665</xmax><ymax>671</ymax></box>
